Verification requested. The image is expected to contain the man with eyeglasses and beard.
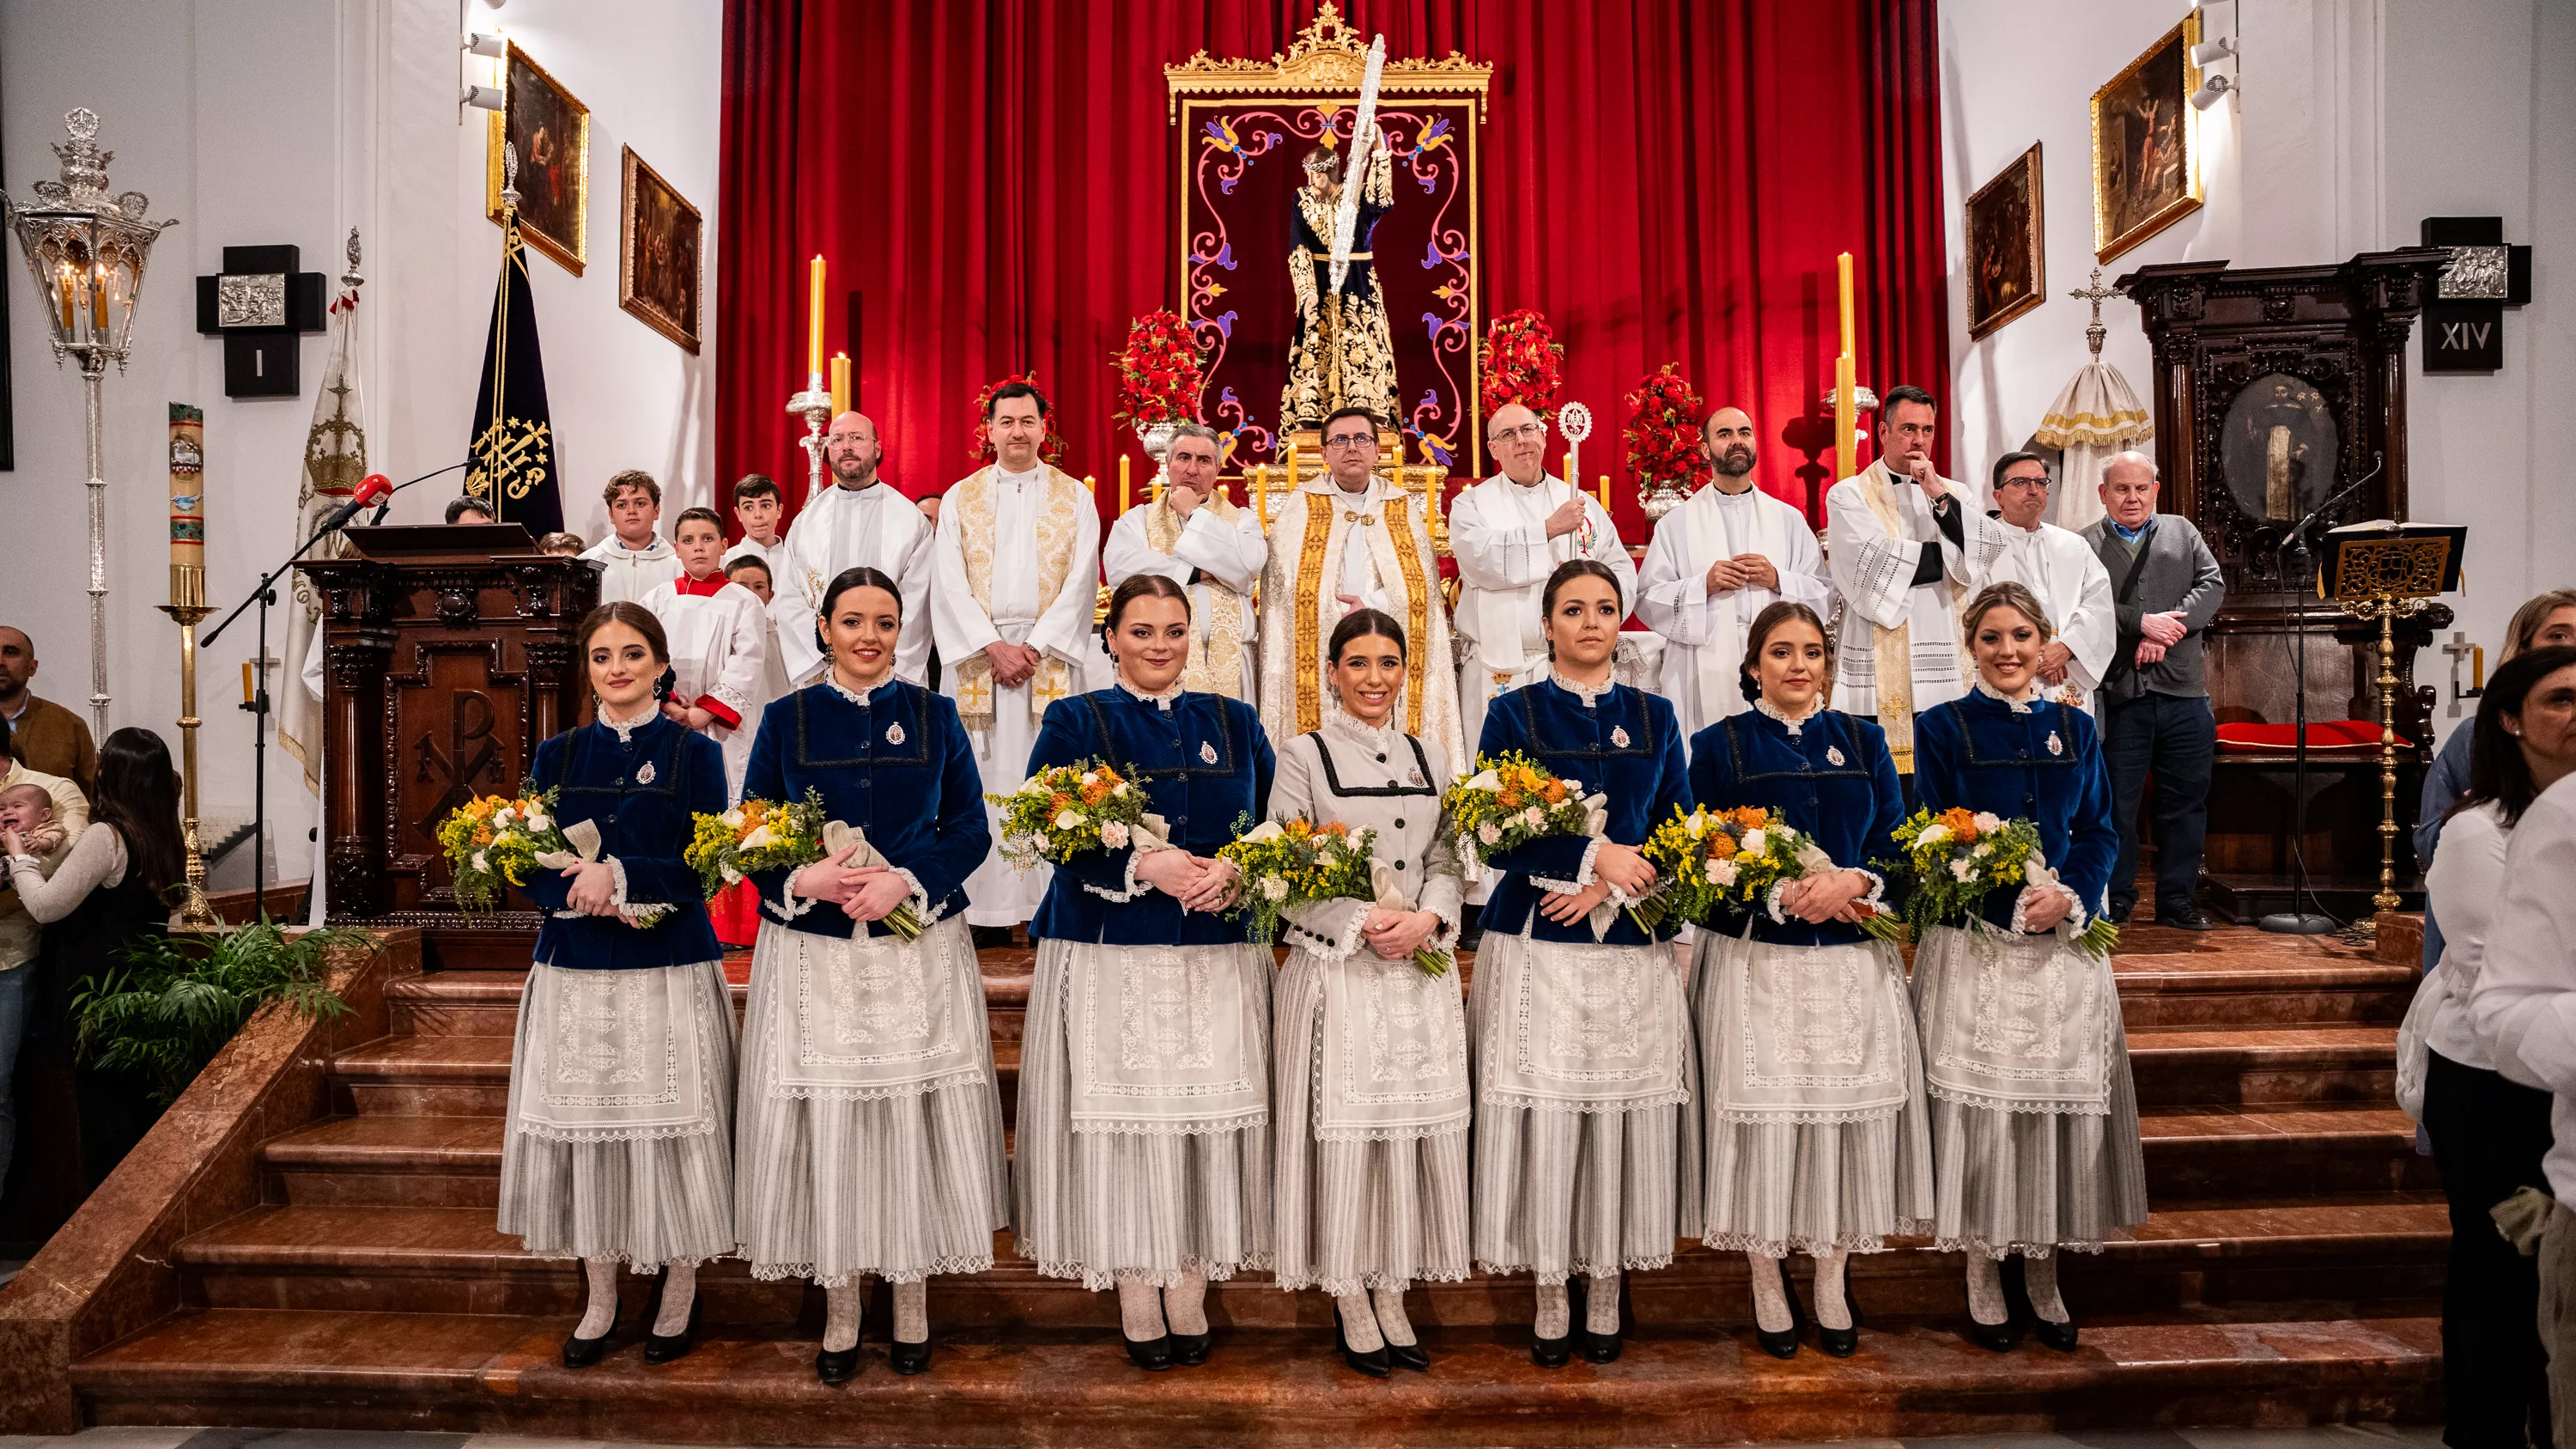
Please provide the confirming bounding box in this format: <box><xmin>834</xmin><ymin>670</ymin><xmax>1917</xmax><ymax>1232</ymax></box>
<box><xmin>1635</xmin><ymin>406</ymin><xmax>1833</xmax><ymax>736</ymax></box>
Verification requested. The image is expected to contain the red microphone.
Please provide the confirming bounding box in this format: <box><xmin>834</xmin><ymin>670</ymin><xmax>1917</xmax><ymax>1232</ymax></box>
<box><xmin>320</xmin><ymin>472</ymin><xmax>401</xmax><ymax>533</ymax></box>
<box><xmin>352</xmin><ymin>472</ymin><xmax>394</xmax><ymax>507</ymax></box>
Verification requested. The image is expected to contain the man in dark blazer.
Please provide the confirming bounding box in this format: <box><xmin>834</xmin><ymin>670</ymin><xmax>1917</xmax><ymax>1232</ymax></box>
<box><xmin>2081</xmin><ymin>451</ymin><xmax>2226</xmax><ymax>929</ymax></box>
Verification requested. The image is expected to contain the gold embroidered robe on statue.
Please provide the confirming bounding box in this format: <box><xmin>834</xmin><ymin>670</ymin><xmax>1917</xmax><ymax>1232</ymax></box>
<box><xmin>1280</xmin><ymin>149</ymin><xmax>1397</xmax><ymax>432</ymax></box>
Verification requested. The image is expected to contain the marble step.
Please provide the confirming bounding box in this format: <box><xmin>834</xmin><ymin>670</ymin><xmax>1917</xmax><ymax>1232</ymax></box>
<box><xmin>172</xmin><ymin>1196</ymin><xmax>2446</xmax><ymax>1327</ymax></box>
<box><xmin>2123</xmin><ymin>1024</ymin><xmax>2398</xmax><ymax>1106</ymax></box>
<box><xmin>70</xmin><ymin>1305</ymin><xmax>2439</xmax><ymax>1445</ymax></box>
<box><xmin>2138</xmin><ymin>1105</ymin><xmax>2433</xmax><ymax>1197</ymax></box>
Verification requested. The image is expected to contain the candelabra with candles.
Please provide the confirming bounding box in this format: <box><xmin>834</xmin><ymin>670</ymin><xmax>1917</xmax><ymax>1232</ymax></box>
<box><xmin>790</xmin><ymin>256</ymin><xmax>852</xmax><ymax>494</ymax></box>
<box><xmin>3</xmin><ymin>108</ymin><xmax>177</xmax><ymax>738</ymax></box>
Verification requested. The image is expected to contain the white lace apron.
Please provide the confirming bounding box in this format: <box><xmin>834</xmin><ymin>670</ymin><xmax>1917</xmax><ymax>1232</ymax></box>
<box><xmin>1066</xmin><ymin>943</ymin><xmax>1268</xmax><ymax>1135</ymax></box>
<box><xmin>763</xmin><ymin>916</ymin><xmax>988</xmax><ymax>1101</ymax></box>
<box><xmin>515</xmin><ymin>961</ymin><xmax>725</xmax><ymax>1142</ymax></box>
<box><xmin>1708</xmin><ymin>932</ymin><xmax>1911</xmax><ymax>1123</ymax></box>
<box><xmin>1476</xmin><ymin>933</ymin><xmax>1688</xmax><ymax>1114</ymax></box>
<box><xmin>1315</xmin><ymin>954</ymin><xmax>1470</xmax><ymax>1140</ymax></box>
<box><xmin>1920</xmin><ymin>924</ymin><xmax>2111</xmax><ymax>1115</ymax></box>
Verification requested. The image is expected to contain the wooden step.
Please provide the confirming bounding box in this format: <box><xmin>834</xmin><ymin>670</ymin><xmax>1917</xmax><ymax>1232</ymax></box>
<box><xmin>69</xmin><ymin>1306</ymin><xmax>2439</xmax><ymax>1445</ymax></box>
<box><xmin>2123</xmin><ymin>1023</ymin><xmax>2398</xmax><ymax>1106</ymax></box>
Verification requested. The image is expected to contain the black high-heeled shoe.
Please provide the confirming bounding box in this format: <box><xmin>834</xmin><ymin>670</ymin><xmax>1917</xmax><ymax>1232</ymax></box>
<box><xmin>1384</xmin><ymin>1336</ymin><xmax>1431</xmax><ymax>1373</ymax></box>
<box><xmin>1334</xmin><ymin>1306</ymin><xmax>1392</xmax><ymax>1379</ymax></box>
<box><xmin>890</xmin><ymin>1335</ymin><xmax>933</xmax><ymax>1374</ymax></box>
<box><xmin>1753</xmin><ymin>1272</ymin><xmax>1806</xmax><ymax>1361</ymax></box>
<box><xmin>1168</xmin><ymin>1329</ymin><xmax>1212</xmax><ymax>1367</ymax></box>
<box><xmin>1125</xmin><ymin>1333</ymin><xmax>1174</xmax><ymax>1372</ymax></box>
<box><xmin>1575</xmin><ymin>1277</ymin><xmax>1622</xmax><ymax>1365</ymax></box>
<box><xmin>2002</xmin><ymin>1256</ymin><xmax>2079</xmax><ymax>1352</ymax></box>
<box><xmin>642</xmin><ymin>1298</ymin><xmax>702</xmax><ymax>1365</ymax></box>
<box><xmin>562</xmin><ymin>1318</ymin><xmax>615</xmax><ymax>1370</ymax></box>
<box><xmin>1531</xmin><ymin>1284</ymin><xmax>1572</xmax><ymax>1368</ymax></box>
<box><xmin>1817</xmin><ymin>1275</ymin><xmax>1863</xmax><ymax>1358</ymax></box>
<box><xmin>814</xmin><ymin>1343</ymin><xmax>861</xmax><ymax>1384</ymax></box>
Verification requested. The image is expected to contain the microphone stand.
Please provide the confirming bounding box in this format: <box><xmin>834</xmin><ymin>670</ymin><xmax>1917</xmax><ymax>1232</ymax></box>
<box><xmin>2258</xmin><ymin>459</ymin><xmax>2378</xmax><ymax>935</ymax></box>
<box><xmin>200</xmin><ymin>463</ymin><xmax>465</xmax><ymax>921</ymax></box>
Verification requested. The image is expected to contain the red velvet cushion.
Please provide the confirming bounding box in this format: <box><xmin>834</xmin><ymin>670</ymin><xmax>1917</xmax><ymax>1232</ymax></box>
<box><xmin>2215</xmin><ymin>720</ymin><xmax>2411</xmax><ymax>754</ymax></box>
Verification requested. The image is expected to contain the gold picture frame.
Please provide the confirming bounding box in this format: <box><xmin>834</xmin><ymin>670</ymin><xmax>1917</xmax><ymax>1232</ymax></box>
<box><xmin>618</xmin><ymin>147</ymin><xmax>702</xmax><ymax>353</ymax></box>
<box><xmin>2090</xmin><ymin>15</ymin><xmax>2202</xmax><ymax>264</ymax></box>
<box><xmin>1965</xmin><ymin>142</ymin><xmax>2045</xmax><ymax>339</ymax></box>
<box><xmin>484</xmin><ymin>41</ymin><xmax>589</xmax><ymax>276</ymax></box>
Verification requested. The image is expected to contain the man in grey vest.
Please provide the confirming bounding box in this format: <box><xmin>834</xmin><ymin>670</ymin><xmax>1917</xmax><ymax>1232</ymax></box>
<box><xmin>2082</xmin><ymin>450</ymin><xmax>2225</xmax><ymax>929</ymax></box>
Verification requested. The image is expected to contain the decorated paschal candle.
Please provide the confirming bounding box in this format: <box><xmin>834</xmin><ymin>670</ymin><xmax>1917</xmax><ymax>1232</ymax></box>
<box><xmin>168</xmin><ymin>402</ymin><xmax>207</xmax><ymax>608</ymax></box>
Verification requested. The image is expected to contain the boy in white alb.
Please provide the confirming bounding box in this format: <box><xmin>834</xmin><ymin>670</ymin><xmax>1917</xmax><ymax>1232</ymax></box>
<box><xmin>724</xmin><ymin>554</ymin><xmax>793</xmax><ymax>728</ymax></box>
<box><xmin>579</xmin><ymin>470</ymin><xmax>684</xmax><ymax>606</ymax></box>
<box><xmin>640</xmin><ymin>507</ymin><xmax>769</xmax><ymax>800</ymax></box>
<box><xmin>724</xmin><ymin>473</ymin><xmax>785</xmax><ymax>572</ymax></box>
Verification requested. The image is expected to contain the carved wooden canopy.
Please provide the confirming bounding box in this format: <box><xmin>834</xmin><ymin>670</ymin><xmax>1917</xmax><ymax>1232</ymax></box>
<box><xmin>1163</xmin><ymin>2</ymin><xmax>1493</xmax><ymax>120</ymax></box>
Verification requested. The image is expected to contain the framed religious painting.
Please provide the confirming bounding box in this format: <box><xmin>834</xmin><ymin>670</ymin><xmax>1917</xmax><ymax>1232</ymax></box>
<box><xmin>1965</xmin><ymin>142</ymin><xmax>2045</xmax><ymax>338</ymax></box>
<box><xmin>618</xmin><ymin>146</ymin><xmax>701</xmax><ymax>353</ymax></box>
<box><xmin>2091</xmin><ymin>15</ymin><xmax>2202</xmax><ymax>264</ymax></box>
<box><xmin>484</xmin><ymin>42</ymin><xmax>589</xmax><ymax>276</ymax></box>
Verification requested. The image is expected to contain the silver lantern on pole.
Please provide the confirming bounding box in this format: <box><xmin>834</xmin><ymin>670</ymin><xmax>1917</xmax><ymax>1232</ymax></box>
<box><xmin>3</xmin><ymin>107</ymin><xmax>177</xmax><ymax>736</ymax></box>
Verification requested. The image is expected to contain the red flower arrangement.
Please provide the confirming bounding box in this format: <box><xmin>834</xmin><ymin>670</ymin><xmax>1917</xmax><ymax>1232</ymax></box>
<box><xmin>969</xmin><ymin>372</ymin><xmax>1067</xmax><ymax>465</ymax></box>
<box><xmin>1479</xmin><ymin>309</ymin><xmax>1566</xmax><ymax>420</ymax></box>
<box><xmin>1114</xmin><ymin>311</ymin><xmax>1207</xmax><ymax>427</ymax></box>
<box><xmin>1623</xmin><ymin>363</ymin><xmax>1705</xmax><ymax>488</ymax></box>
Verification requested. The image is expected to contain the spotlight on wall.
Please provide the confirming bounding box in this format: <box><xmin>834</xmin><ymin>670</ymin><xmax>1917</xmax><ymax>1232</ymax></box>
<box><xmin>2190</xmin><ymin>71</ymin><xmax>2236</xmax><ymax>110</ymax></box>
<box><xmin>2190</xmin><ymin>35</ymin><xmax>2237</xmax><ymax>67</ymax></box>
<box><xmin>463</xmin><ymin>85</ymin><xmax>505</xmax><ymax>111</ymax></box>
<box><xmin>465</xmin><ymin>32</ymin><xmax>508</xmax><ymax>58</ymax></box>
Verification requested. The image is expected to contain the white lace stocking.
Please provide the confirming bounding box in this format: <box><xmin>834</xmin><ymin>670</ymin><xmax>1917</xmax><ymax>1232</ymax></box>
<box><xmin>1813</xmin><ymin>1250</ymin><xmax>1852</xmax><ymax>1330</ymax></box>
<box><xmin>1164</xmin><ymin>1270</ymin><xmax>1211</xmax><ymax>1336</ymax></box>
<box><xmin>1746</xmin><ymin>1252</ymin><xmax>1793</xmax><ymax>1333</ymax></box>
<box><xmin>1117</xmin><ymin>1279</ymin><xmax>1168</xmax><ymax>1341</ymax></box>
<box><xmin>1585</xmin><ymin>1272</ymin><xmax>1622</xmax><ymax>1334</ymax></box>
<box><xmin>2022</xmin><ymin>1252</ymin><xmax>2070</xmax><ymax>1324</ymax></box>
<box><xmin>892</xmin><ymin>1278</ymin><xmax>929</xmax><ymax>1343</ymax></box>
<box><xmin>823</xmin><ymin>1278</ymin><xmax>866</xmax><ymax>1353</ymax></box>
<box><xmin>653</xmin><ymin>1262</ymin><xmax>697</xmax><ymax>1337</ymax></box>
<box><xmin>1370</xmin><ymin>1287</ymin><xmax>1417</xmax><ymax>1348</ymax></box>
<box><xmin>1965</xmin><ymin>1254</ymin><xmax>2008</xmax><ymax>1325</ymax></box>
<box><xmin>1336</xmin><ymin>1292</ymin><xmax>1384</xmax><ymax>1351</ymax></box>
<box><xmin>576</xmin><ymin>1257</ymin><xmax>620</xmax><ymax>1340</ymax></box>
<box><xmin>1534</xmin><ymin>1281</ymin><xmax>1571</xmax><ymax>1339</ymax></box>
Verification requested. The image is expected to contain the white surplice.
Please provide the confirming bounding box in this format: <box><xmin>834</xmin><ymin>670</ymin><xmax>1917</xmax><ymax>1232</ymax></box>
<box><xmin>769</xmin><ymin>479</ymin><xmax>934</xmax><ymax>689</ymax></box>
<box><xmin>639</xmin><ymin>573</ymin><xmax>770</xmax><ymax>801</ymax></box>
<box><xmin>1449</xmin><ymin>471</ymin><xmax>1637</xmax><ymax>752</ymax></box>
<box><xmin>721</xmin><ymin>533</ymin><xmax>779</xmax><ymax>573</ymax></box>
<box><xmin>1102</xmin><ymin>496</ymin><xmax>1267</xmax><ymax>701</ymax></box>
<box><xmin>579</xmin><ymin>533</ymin><xmax>684</xmax><ymax>607</ymax></box>
<box><xmin>1634</xmin><ymin>482</ymin><xmax>1832</xmax><ymax>738</ymax></box>
<box><xmin>931</xmin><ymin>463</ymin><xmax>1100</xmax><ymax>928</ymax></box>
<box><xmin>1986</xmin><ymin>518</ymin><xmax>2116</xmax><ymax>716</ymax></box>
<box><xmin>1823</xmin><ymin>461</ymin><xmax>2008</xmax><ymax>766</ymax></box>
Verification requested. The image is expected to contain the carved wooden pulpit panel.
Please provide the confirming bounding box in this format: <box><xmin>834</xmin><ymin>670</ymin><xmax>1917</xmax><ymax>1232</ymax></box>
<box><xmin>300</xmin><ymin>525</ymin><xmax>598</xmax><ymax>926</ymax></box>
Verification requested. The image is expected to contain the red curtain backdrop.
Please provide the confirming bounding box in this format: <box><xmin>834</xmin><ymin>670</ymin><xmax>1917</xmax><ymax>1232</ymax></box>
<box><xmin>718</xmin><ymin>1</ymin><xmax>1947</xmax><ymax>539</ymax></box>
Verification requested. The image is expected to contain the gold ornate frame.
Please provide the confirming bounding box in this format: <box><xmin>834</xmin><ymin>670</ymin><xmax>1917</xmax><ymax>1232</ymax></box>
<box><xmin>484</xmin><ymin>41</ymin><xmax>590</xmax><ymax>277</ymax></box>
<box><xmin>2091</xmin><ymin>15</ymin><xmax>2202</xmax><ymax>264</ymax></box>
<box><xmin>618</xmin><ymin>145</ymin><xmax>702</xmax><ymax>354</ymax></box>
<box><xmin>1966</xmin><ymin>142</ymin><xmax>2045</xmax><ymax>339</ymax></box>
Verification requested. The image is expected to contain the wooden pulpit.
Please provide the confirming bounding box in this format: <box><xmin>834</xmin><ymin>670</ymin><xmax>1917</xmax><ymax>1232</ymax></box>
<box><xmin>299</xmin><ymin>524</ymin><xmax>598</xmax><ymax>927</ymax></box>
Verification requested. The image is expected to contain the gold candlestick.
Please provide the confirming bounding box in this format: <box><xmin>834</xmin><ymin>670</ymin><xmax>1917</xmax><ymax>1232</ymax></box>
<box><xmin>161</xmin><ymin>582</ymin><xmax>218</xmax><ymax>929</ymax></box>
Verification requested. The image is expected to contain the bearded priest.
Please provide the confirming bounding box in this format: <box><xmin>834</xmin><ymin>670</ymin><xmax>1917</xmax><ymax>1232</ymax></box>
<box><xmin>1635</xmin><ymin>406</ymin><xmax>1832</xmax><ymax>737</ymax></box>
<box><xmin>1255</xmin><ymin>406</ymin><xmax>1465</xmax><ymax>771</ymax></box>
<box><xmin>769</xmin><ymin>412</ymin><xmax>935</xmax><ymax>689</ymax></box>
<box><xmin>1449</xmin><ymin>403</ymin><xmax>1635</xmax><ymax>753</ymax></box>
<box><xmin>928</xmin><ymin>381</ymin><xmax>1103</xmax><ymax>935</ymax></box>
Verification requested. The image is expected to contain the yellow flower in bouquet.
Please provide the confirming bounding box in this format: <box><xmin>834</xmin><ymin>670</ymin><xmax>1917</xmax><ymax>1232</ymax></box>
<box><xmin>1218</xmin><ymin>813</ymin><xmax>1451</xmax><ymax>977</ymax></box>
<box><xmin>436</xmin><ymin>787</ymin><xmax>563</xmax><ymax>915</ymax></box>
<box><xmin>1874</xmin><ymin>807</ymin><xmax>2116</xmax><ymax>957</ymax></box>
<box><xmin>689</xmin><ymin>790</ymin><xmax>920</xmax><ymax>940</ymax></box>
<box><xmin>990</xmin><ymin>759</ymin><xmax>1157</xmax><ymax>869</ymax></box>
<box><xmin>1443</xmin><ymin>752</ymin><xmax>1599</xmax><ymax>871</ymax></box>
<box><xmin>1632</xmin><ymin>805</ymin><xmax>1832</xmax><ymax>934</ymax></box>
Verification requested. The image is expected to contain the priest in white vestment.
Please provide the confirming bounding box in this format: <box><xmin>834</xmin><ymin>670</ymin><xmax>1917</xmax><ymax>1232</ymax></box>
<box><xmin>1983</xmin><ymin>452</ymin><xmax>2115</xmax><ymax>716</ymax></box>
<box><xmin>578</xmin><ymin>470</ymin><xmax>684</xmax><ymax>606</ymax></box>
<box><xmin>1101</xmin><ymin>422</ymin><xmax>1266</xmax><ymax>700</ymax></box>
<box><xmin>768</xmin><ymin>413</ymin><xmax>935</xmax><ymax>688</ymax></box>
<box><xmin>1449</xmin><ymin>403</ymin><xmax>1636</xmax><ymax>750</ymax></box>
<box><xmin>931</xmin><ymin>381</ymin><xmax>1103</xmax><ymax>929</ymax></box>
<box><xmin>1255</xmin><ymin>406</ymin><xmax>1464</xmax><ymax>770</ymax></box>
<box><xmin>1823</xmin><ymin>385</ymin><xmax>2007</xmax><ymax>776</ymax></box>
<box><xmin>1635</xmin><ymin>405</ymin><xmax>1833</xmax><ymax>737</ymax></box>
<box><xmin>640</xmin><ymin>508</ymin><xmax>770</xmax><ymax>800</ymax></box>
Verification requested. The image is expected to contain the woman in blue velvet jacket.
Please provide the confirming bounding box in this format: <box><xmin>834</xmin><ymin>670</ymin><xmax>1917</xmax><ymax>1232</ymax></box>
<box><xmin>1685</xmin><ymin>600</ymin><xmax>1931</xmax><ymax>1362</ymax></box>
<box><xmin>1013</xmin><ymin>575</ymin><xmax>1277</xmax><ymax>1373</ymax></box>
<box><xmin>732</xmin><ymin>567</ymin><xmax>1003</xmax><ymax>1383</ymax></box>
<box><xmin>1467</xmin><ymin>560</ymin><xmax>1696</xmax><ymax>1370</ymax></box>
<box><xmin>497</xmin><ymin>603</ymin><xmax>734</xmax><ymax>1371</ymax></box>
<box><xmin>1909</xmin><ymin>581</ymin><xmax>2145</xmax><ymax>1355</ymax></box>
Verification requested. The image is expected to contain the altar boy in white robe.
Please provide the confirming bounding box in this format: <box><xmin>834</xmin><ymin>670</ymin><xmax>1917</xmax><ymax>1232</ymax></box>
<box><xmin>1984</xmin><ymin>452</ymin><xmax>2115</xmax><ymax>716</ymax></box>
<box><xmin>1449</xmin><ymin>403</ymin><xmax>1635</xmax><ymax>752</ymax></box>
<box><xmin>1101</xmin><ymin>421</ymin><xmax>1266</xmax><ymax>701</ymax></box>
<box><xmin>930</xmin><ymin>381</ymin><xmax>1102</xmax><ymax>934</ymax></box>
<box><xmin>1823</xmin><ymin>385</ymin><xmax>2008</xmax><ymax>780</ymax></box>
<box><xmin>640</xmin><ymin>508</ymin><xmax>769</xmax><ymax>800</ymax></box>
<box><xmin>579</xmin><ymin>471</ymin><xmax>684</xmax><ymax>606</ymax></box>
<box><xmin>769</xmin><ymin>413</ymin><xmax>934</xmax><ymax>688</ymax></box>
<box><xmin>1255</xmin><ymin>406</ymin><xmax>1466</xmax><ymax>773</ymax></box>
<box><xmin>1636</xmin><ymin>405</ymin><xmax>1832</xmax><ymax>737</ymax></box>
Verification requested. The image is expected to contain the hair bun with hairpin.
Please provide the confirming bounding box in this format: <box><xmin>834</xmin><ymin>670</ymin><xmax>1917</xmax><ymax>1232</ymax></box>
<box><xmin>653</xmin><ymin>667</ymin><xmax>679</xmax><ymax>704</ymax></box>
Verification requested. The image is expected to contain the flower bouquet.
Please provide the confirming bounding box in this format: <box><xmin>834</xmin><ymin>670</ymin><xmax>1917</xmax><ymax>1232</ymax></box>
<box><xmin>1873</xmin><ymin>807</ymin><xmax>2117</xmax><ymax>958</ymax></box>
<box><xmin>1479</xmin><ymin>308</ymin><xmax>1567</xmax><ymax>421</ymax></box>
<box><xmin>1443</xmin><ymin>752</ymin><xmax>1601</xmax><ymax>873</ymax></box>
<box><xmin>1220</xmin><ymin>814</ymin><xmax>1451</xmax><ymax>977</ymax></box>
<box><xmin>690</xmin><ymin>790</ymin><xmax>929</xmax><ymax>940</ymax></box>
<box><xmin>1113</xmin><ymin>310</ymin><xmax>1209</xmax><ymax>427</ymax></box>
<box><xmin>990</xmin><ymin>759</ymin><xmax>1164</xmax><ymax>870</ymax></box>
<box><xmin>1622</xmin><ymin>362</ymin><xmax>1706</xmax><ymax>489</ymax></box>
<box><xmin>1631</xmin><ymin>805</ymin><xmax>1845</xmax><ymax>934</ymax></box>
<box><xmin>437</xmin><ymin>788</ymin><xmax>562</xmax><ymax>915</ymax></box>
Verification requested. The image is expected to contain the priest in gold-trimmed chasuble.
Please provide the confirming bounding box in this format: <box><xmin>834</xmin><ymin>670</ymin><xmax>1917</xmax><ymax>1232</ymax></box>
<box><xmin>929</xmin><ymin>386</ymin><xmax>1102</xmax><ymax>928</ymax></box>
<box><xmin>1280</xmin><ymin>141</ymin><xmax>1398</xmax><ymax>433</ymax></box>
<box><xmin>1100</xmin><ymin>423</ymin><xmax>1266</xmax><ymax>701</ymax></box>
<box><xmin>1255</xmin><ymin>411</ymin><xmax>1465</xmax><ymax>773</ymax></box>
